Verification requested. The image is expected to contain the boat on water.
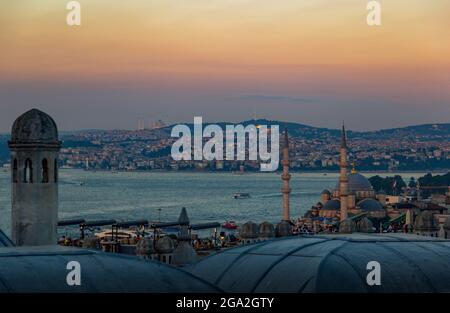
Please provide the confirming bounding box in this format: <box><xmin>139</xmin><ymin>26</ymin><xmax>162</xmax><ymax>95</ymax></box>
<box><xmin>233</xmin><ymin>192</ymin><xmax>250</xmax><ymax>199</ymax></box>
<box><xmin>222</xmin><ymin>221</ymin><xmax>238</xmax><ymax>230</ymax></box>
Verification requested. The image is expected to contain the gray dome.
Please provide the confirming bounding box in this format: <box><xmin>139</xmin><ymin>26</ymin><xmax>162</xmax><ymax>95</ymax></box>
<box><xmin>258</xmin><ymin>222</ymin><xmax>275</xmax><ymax>238</ymax></box>
<box><xmin>10</xmin><ymin>109</ymin><xmax>59</xmax><ymax>144</ymax></box>
<box><xmin>156</xmin><ymin>236</ymin><xmax>175</xmax><ymax>254</ymax></box>
<box><xmin>357</xmin><ymin>198</ymin><xmax>384</xmax><ymax>212</ymax></box>
<box><xmin>275</xmin><ymin>221</ymin><xmax>292</xmax><ymax>237</ymax></box>
<box><xmin>136</xmin><ymin>237</ymin><xmax>155</xmax><ymax>256</ymax></box>
<box><xmin>322</xmin><ymin>199</ymin><xmax>340</xmax><ymax>211</ymax></box>
<box><xmin>187</xmin><ymin>234</ymin><xmax>450</xmax><ymax>293</ymax></box>
<box><xmin>0</xmin><ymin>245</ymin><xmax>218</xmax><ymax>293</ymax></box>
<box><xmin>415</xmin><ymin>211</ymin><xmax>439</xmax><ymax>232</ymax></box>
<box><xmin>336</xmin><ymin>173</ymin><xmax>373</xmax><ymax>193</ymax></box>
<box><xmin>240</xmin><ymin>222</ymin><xmax>259</xmax><ymax>239</ymax></box>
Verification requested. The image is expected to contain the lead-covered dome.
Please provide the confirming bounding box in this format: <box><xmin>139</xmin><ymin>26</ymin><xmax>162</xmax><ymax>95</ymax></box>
<box><xmin>322</xmin><ymin>199</ymin><xmax>341</xmax><ymax>211</ymax></box>
<box><xmin>336</xmin><ymin>173</ymin><xmax>373</xmax><ymax>193</ymax></box>
<box><xmin>11</xmin><ymin>109</ymin><xmax>59</xmax><ymax>144</ymax></box>
<box><xmin>357</xmin><ymin>198</ymin><xmax>384</xmax><ymax>212</ymax></box>
<box><xmin>187</xmin><ymin>234</ymin><xmax>450</xmax><ymax>293</ymax></box>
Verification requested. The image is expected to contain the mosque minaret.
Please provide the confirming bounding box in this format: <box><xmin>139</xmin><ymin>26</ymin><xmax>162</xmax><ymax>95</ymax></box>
<box><xmin>339</xmin><ymin>124</ymin><xmax>349</xmax><ymax>221</ymax></box>
<box><xmin>8</xmin><ymin>109</ymin><xmax>61</xmax><ymax>246</ymax></box>
<box><xmin>281</xmin><ymin>128</ymin><xmax>291</xmax><ymax>221</ymax></box>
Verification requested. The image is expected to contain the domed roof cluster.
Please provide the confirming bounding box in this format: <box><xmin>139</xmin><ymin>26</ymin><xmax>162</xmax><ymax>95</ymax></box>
<box><xmin>240</xmin><ymin>221</ymin><xmax>276</xmax><ymax>239</ymax></box>
<box><xmin>10</xmin><ymin>109</ymin><xmax>60</xmax><ymax>145</ymax></box>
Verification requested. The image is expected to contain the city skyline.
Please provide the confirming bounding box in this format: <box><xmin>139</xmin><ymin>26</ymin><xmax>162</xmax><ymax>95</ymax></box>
<box><xmin>1</xmin><ymin>0</ymin><xmax>449</xmax><ymax>131</ymax></box>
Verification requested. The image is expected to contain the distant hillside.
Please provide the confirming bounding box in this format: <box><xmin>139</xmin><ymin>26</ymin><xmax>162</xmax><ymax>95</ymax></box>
<box><xmin>1</xmin><ymin>121</ymin><xmax>449</xmax><ymax>164</ymax></box>
<box><xmin>164</xmin><ymin>119</ymin><xmax>450</xmax><ymax>141</ymax></box>
<box><xmin>361</xmin><ymin>123</ymin><xmax>450</xmax><ymax>140</ymax></box>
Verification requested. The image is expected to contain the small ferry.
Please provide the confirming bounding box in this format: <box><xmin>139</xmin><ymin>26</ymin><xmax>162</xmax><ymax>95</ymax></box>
<box><xmin>233</xmin><ymin>192</ymin><xmax>250</xmax><ymax>199</ymax></box>
<box><xmin>222</xmin><ymin>221</ymin><xmax>238</xmax><ymax>230</ymax></box>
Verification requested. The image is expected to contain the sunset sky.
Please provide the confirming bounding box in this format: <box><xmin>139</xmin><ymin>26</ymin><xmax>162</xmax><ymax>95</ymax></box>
<box><xmin>0</xmin><ymin>0</ymin><xmax>449</xmax><ymax>131</ymax></box>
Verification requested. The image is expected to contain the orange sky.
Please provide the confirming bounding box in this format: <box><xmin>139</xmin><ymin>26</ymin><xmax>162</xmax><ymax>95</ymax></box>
<box><xmin>0</xmin><ymin>0</ymin><xmax>449</xmax><ymax>131</ymax></box>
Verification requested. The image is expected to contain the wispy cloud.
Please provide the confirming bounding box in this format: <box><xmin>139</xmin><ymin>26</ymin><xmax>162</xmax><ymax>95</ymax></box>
<box><xmin>238</xmin><ymin>94</ymin><xmax>319</xmax><ymax>104</ymax></box>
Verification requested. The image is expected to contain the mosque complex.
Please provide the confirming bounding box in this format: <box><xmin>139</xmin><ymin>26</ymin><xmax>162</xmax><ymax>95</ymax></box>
<box><xmin>1</xmin><ymin>108</ymin><xmax>450</xmax><ymax>293</ymax></box>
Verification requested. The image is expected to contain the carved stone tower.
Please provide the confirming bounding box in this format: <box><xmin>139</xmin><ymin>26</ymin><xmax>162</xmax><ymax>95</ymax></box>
<box><xmin>8</xmin><ymin>109</ymin><xmax>61</xmax><ymax>246</ymax></box>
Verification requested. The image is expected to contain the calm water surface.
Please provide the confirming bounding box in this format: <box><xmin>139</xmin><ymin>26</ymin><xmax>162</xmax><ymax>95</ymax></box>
<box><xmin>0</xmin><ymin>169</ymin><xmax>434</xmax><ymax>237</ymax></box>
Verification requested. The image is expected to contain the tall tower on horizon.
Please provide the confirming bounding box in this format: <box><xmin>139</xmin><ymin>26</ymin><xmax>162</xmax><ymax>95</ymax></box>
<box><xmin>281</xmin><ymin>128</ymin><xmax>291</xmax><ymax>221</ymax></box>
<box><xmin>339</xmin><ymin>123</ymin><xmax>349</xmax><ymax>221</ymax></box>
<box><xmin>8</xmin><ymin>109</ymin><xmax>61</xmax><ymax>246</ymax></box>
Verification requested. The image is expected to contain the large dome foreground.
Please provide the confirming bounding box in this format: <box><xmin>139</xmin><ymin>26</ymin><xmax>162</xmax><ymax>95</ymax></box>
<box><xmin>187</xmin><ymin>234</ymin><xmax>450</xmax><ymax>293</ymax></box>
<box><xmin>10</xmin><ymin>108</ymin><xmax>59</xmax><ymax>144</ymax></box>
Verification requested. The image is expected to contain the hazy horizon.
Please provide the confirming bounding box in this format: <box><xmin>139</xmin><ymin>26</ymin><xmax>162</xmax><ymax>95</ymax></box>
<box><xmin>1</xmin><ymin>114</ymin><xmax>449</xmax><ymax>135</ymax></box>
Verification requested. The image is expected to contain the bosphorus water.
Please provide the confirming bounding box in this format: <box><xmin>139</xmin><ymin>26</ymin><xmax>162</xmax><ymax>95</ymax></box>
<box><xmin>0</xmin><ymin>169</ymin><xmax>436</xmax><ymax>237</ymax></box>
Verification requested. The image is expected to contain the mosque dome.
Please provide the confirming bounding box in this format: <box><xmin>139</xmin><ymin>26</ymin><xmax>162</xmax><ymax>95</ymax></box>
<box><xmin>414</xmin><ymin>211</ymin><xmax>439</xmax><ymax>232</ymax></box>
<box><xmin>357</xmin><ymin>198</ymin><xmax>384</xmax><ymax>212</ymax></box>
<box><xmin>187</xmin><ymin>234</ymin><xmax>450</xmax><ymax>293</ymax></box>
<box><xmin>336</xmin><ymin>173</ymin><xmax>373</xmax><ymax>193</ymax></box>
<box><xmin>156</xmin><ymin>236</ymin><xmax>175</xmax><ymax>254</ymax></box>
<box><xmin>136</xmin><ymin>237</ymin><xmax>155</xmax><ymax>257</ymax></box>
<box><xmin>240</xmin><ymin>222</ymin><xmax>259</xmax><ymax>239</ymax></box>
<box><xmin>258</xmin><ymin>222</ymin><xmax>275</xmax><ymax>238</ymax></box>
<box><xmin>10</xmin><ymin>109</ymin><xmax>60</xmax><ymax>144</ymax></box>
<box><xmin>322</xmin><ymin>199</ymin><xmax>341</xmax><ymax>211</ymax></box>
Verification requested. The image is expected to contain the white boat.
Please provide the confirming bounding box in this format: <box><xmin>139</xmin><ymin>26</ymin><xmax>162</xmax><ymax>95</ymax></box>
<box><xmin>233</xmin><ymin>192</ymin><xmax>250</xmax><ymax>199</ymax></box>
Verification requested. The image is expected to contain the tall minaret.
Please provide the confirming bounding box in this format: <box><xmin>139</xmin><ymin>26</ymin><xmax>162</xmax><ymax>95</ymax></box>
<box><xmin>339</xmin><ymin>123</ymin><xmax>349</xmax><ymax>221</ymax></box>
<box><xmin>281</xmin><ymin>128</ymin><xmax>291</xmax><ymax>221</ymax></box>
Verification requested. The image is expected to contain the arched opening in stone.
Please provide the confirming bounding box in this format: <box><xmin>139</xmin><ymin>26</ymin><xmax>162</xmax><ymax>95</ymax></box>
<box><xmin>54</xmin><ymin>159</ymin><xmax>58</xmax><ymax>183</ymax></box>
<box><xmin>24</xmin><ymin>159</ymin><xmax>33</xmax><ymax>183</ymax></box>
<box><xmin>13</xmin><ymin>159</ymin><xmax>18</xmax><ymax>183</ymax></box>
<box><xmin>42</xmin><ymin>159</ymin><xmax>49</xmax><ymax>183</ymax></box>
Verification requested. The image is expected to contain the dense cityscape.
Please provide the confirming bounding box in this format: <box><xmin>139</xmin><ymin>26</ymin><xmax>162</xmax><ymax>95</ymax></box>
<box><xmin>2</xmin><ymin>119</ymin><xmax>448</xmax><ymax>172</ymax></box>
